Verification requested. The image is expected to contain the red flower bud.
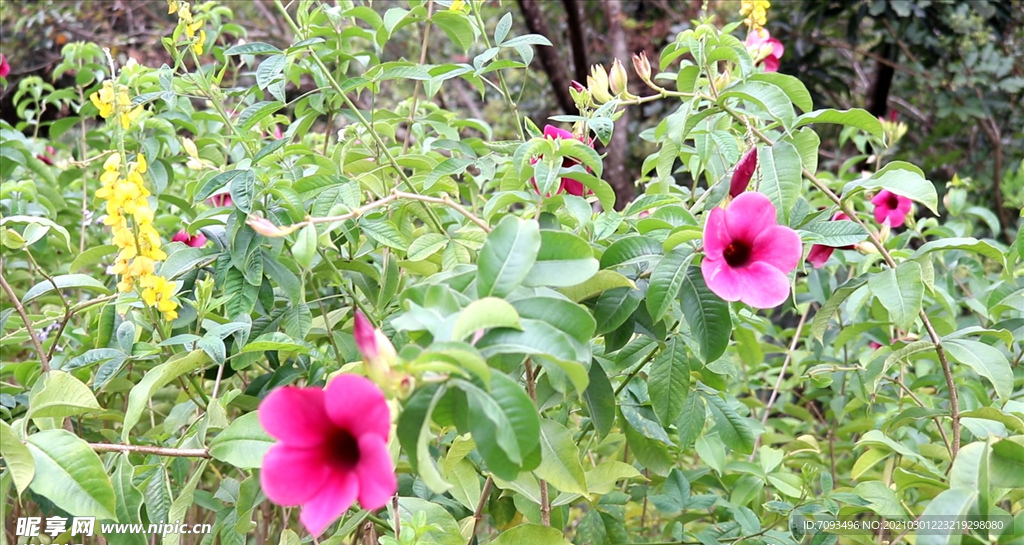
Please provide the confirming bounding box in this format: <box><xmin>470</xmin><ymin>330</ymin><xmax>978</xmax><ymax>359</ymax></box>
<box><xmin>730</xmin><ymin>147</ymin><xmax>757</xmax><ymax>198</ymax></box>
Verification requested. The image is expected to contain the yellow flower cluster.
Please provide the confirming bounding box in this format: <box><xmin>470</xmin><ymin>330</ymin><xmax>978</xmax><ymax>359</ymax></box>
<box><xmin>740</xmin><ymin>0</ymin><xmax>771</xmax><ymax>30</ymax></box>
<box><xmin>96</xmin><ymin>153</ymin><xmax>179</xmax><ymax>321</ymax></box>
<box><xmin>90</xmin><ymin>81</ymin><xmax>143</xmax><ymax>130</ymax></box>
<box><xmin>168</xmin><ymin>0</ymin><xmax>206</xmax><ymax>55</ymax></box>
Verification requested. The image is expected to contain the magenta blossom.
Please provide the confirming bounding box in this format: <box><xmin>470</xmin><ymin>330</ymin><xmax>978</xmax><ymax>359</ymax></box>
<box><xmin>259</xmin><ymin>375</ymin><xmax>396</xmax><ymax>537</ymax></box>
<box><xmin>871</xmin><ymin>190</ymin><xmax>912</xmax><ymax>226</ymax></box>
<box><xmin>172</xmin><ymin>229</ymin><xmax>207</xmax><ymax>248</ymax></box>
<box><xmin>353</xmin><ymin>310</ymin><xmax>397</xmax><ymax>385</ymax></box>
<box><xmin>0</xmin><ymin>55</ymin><xmax>9</xmax><ymax>79</ymax></box>
<box><xmin>745</xmin><ymin>29</ymin><xmax>784</xmax><ymax>72</ymax></box>
<box><xmin>530</xmin><ymin>124</ymin><xmax>589</xmax><ymax>197</ymax></box>
<box><xmin>730</xmin><ymin>147</ymin><xmax>757</xmax><ymax>198</ymax></box>
<box><xmin>701</xmin><ymin>192</ymin><xmax>802</xmax><ymax>308</ymax></box>
<box><xmin>806</xmin><ymin>212</ymin><xmax>852</xmax><ymax>268</ymax></box>
<box><xmin>207</xmin><ymin>193</ymin><xmax>232</xmax><ymax>207</ymax></box>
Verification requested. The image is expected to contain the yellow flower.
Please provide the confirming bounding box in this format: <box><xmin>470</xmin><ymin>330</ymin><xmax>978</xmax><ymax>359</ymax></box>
<box><xmin>141</xmin><ymin>275</ymin><xmax>179</xmax><ymax>321</ymax></box>
<box><xmin>90</xmin><ymin>82</ymin><xmax>116</xmax><ymax>118</ymax></box>
<box><xmin>168</xmin><ymin>0</ymin><xmax>179</xmax><ymax>14</ymax></box>
<box><xmin>740</xmin><ymin>0</ymin><xmax>771</xmax><ymax>30</ymax></box>
<box><xmin>192</xmin><ymin>29</ymin><xmax>207</xmax><ymax>55</ymax></box>
<box><xmin>450</xmin><ymin>0</ymin><xmax>465</xmax><ymax>11</ymax></box>
<box><xmin>177</xmin><ymin>2</ymin><xmax>193</xmax><ymax>23</ymax></box>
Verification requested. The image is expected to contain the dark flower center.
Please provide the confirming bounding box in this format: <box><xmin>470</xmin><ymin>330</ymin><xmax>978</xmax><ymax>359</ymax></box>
<box><xmin>887</xmin><ymin>194</ymin><xmax>900</xmax><ymax>208</ymax></box>
<box><xmin>723</xmin><ymin>241</ymin><xmax>752</xmax><ymax>267</ymax></box>
<box><xmin>326</xmin><ymin>429</ymin><xmax>361</xmax><ymax>469</ymax></box>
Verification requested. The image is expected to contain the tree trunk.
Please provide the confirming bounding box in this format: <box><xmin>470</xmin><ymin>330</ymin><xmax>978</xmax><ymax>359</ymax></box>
<box><xmin>562</xmin><ymin>0</ymin><xmax>589</xmax><ymax>83</ymax></box>
<box><xmin>516</xmin><ymin>0</ymin><xmax>575</xmax><ymax>114</ymax></box>
<box><xmin>603</xmin><ymin>0</ymin><xmax>634</xmax><ymax>209</ymax></box>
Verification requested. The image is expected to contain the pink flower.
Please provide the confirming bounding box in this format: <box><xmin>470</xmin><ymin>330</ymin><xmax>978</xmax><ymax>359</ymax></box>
<box><xmin>871</xmin><ymin>190</ymin><xmax>912</xmax><ymax>226</ymax></box>
<box><xmin>730</xmin><ymin>147</ymin><xmax>757</xmax><ymax>197</ymax></box>
<box><xmin>172</xmin><ymin>229</ymin><xmax>207</xmax><ymax>248</ymax></box>
<box><xmin>745</xmin><ymin>29</ymin><xmax>784</xmax><ymax>72</ymax></box>
<box><xmin>37</xmin><ymin>146</ymin><xmax>56</xmax><ymax>165</ymax></box>
<box><xmin>258</xmin><ymin>375</ymin><xmax>396</xmax><ymax>537</ymax></box>
<box><xmin>701</xmin><ymin>192</ymin><xmax>802</xmax><ymax>308</ymax></box>
<box><xmin>0</xmin><ymin>55</ymin><xmax>9</xmax><ymax>79</ymax></box>
<box><xmin>806</xmin><ymin>212</ymin><xmax>852</xmax><ymax>268</ymax></box>
<box><xmin>869</xmin><ymin>341</ymin><xmax>882</xmax><ymax>350</ymax></box>
<box><xmin>530</xmin><ymin>124</ymin><xmax>589</xmax><ymax>197</ymax></box>
<box><xmin>207</xmin><ymin>193</ymin><xmax>232</xmax><ymax>207</ymax></box>
<box><xmin>354</xmin><ymin>310</ymin><xmax>397</xmax><ymax>385</ymax></box>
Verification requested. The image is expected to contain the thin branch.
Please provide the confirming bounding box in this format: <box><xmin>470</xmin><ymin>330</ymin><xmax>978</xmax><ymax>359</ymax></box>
<box><xmin>0</xmin><ymin>259</ymin><xmax>51</xmax><ymax>372</ymax></box>
<box><xmin>750</xmin><ymin>306</ymin><xmax>809</xmax><ymax>459</ymax></box>
<box><xmin>467</xmin><ymin>476</ymin><xmax>493</xmax><ymax>545</ymax></box>
<box><xmin>523</xmin><ymin>359</ymin><xmax>550</xmax><ymax>526</ymax></box>
<box><xmin>89</xmin><ymin>443</ymin><xmax>211</xmax><ymax>458</ymax></box>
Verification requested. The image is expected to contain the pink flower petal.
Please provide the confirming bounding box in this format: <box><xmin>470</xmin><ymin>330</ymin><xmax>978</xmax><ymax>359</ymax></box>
<box><xmin>806</xmin><ymin>244</ymin><xmax>835</xmax><ymax>268</ymax></box>
<box><xmin>561</xmin><ymin>178</ymin><xmax>585</xmax><ymax>196</ymax></box>
<box><xmin>543</xmin><ymin>124</ymin><xmax>574</xmax><ymax>140</ymax></box>
<box><xmin>725</xmin><ymin>192</ymin><xmax>777</xmax><ymax>244</ymax></box>
<box><xmin>871</xmin><ymin>191</ymin><xmax>891</xmax><ymax>206</ymax></box>
<box><xmin>187</xmin><ymin>232</ymin><xmax>207</xmax><ymax>247</ymax></box>
<box><xmin>299</xmin><ymin>471</ymin><xmax>358</xmax><ymax>537</ymax></box>
<box><xmin>761</xmin><ymin>56</ymin><xmax>780</xmax><ymax>72</ymax></box>
<box><xmin>172</xmin><ymin>230</ymin><xmax>191</xmax><ymax>244</ymax></box>
<box><xmin>324</xmin><ymin>375</ymin><xmax>391</xmax><ymax>441</ymax></box>
<box><xmin>702</xmin><ymin>207</ymin><xmax>730</xmax><ymax>260</ymax></box>
<box><xmin>355</xmin><ymin>434</ymin><xmax>397</xmax><ymax>510</ymax></box>
<box><xmin>768</xmin><ymin>38</ymin><xmax>785</xmax><ymax>59</ymax></box>
<box><xmin>737</xmin><ymin>262</ymin><xmax>792</xmax><ymax>308</ymax></box>
<box><xmin>260</xmin><ymin>444</ymin><xmax>332</xmax><ymax>505</ymax></box>
<box><xmin>701</xmin><ymin>257</ymin><xmax>742</xmax><ymax>302</ymax></box>
<box><xmin>750</xmin><ymin>225</ymin><xmax>802</xmax><ymax>273</ymax></box>
<box><xmin>258</xmin><ymin>387</ymin><xmax>333</xmax><ymax>447</ymax></box>
<box><xmin>353</xmin><ymin>310</ymin><xmax>378</xmax><ymax>362</ymax></box>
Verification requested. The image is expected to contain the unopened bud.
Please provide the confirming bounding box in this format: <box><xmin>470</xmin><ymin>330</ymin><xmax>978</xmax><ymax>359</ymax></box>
<box><xmin>609</xmin><ymin>59</ymin><xmax>628</xmax><ymax>96</ymax></box>
<box><xmin>588</xmin><ymin>65</ymin><xmax>612</xmax><ymax>103</ymax></box>
<box><xmin>354</xmin><ymin>310</ymin><xmax>397</xmax><ymax>387</ymax></box>
<box><xmin>730</xmin><ymin>147</ymin><xmax>758</xmax><ymax>197</ymax></box>
<box><xmin>246</xmin><ymin>216</ymin><xmax>299</xmax><ymax>238</ymax></box>
<box><xmin>632</xmin><ymin>52</ymin><xmax>652</xmax><ymax>84</ymax></box>
<box><xmin>570</xmin><ymin>80</ymin><xmax>586</xmax><ymax>93</ymax></box>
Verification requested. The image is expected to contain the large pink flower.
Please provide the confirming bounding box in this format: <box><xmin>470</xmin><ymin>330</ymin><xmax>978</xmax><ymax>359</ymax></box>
<box><xmin>530</xmin><ymin>124</ymin><xmax>589</xmax><ymax>197</ymax></box>
<box><xmin>259</xmin><ymin>375</ymin><xmax>396</xmax><ymax>537</ymax></box>
<box><xmin>701</xmin><ymin>192</ymin><xmax>802</xmax><ymax>308</ymax></box>
<box><xmin>806</xmin><ymin>212</ymin><xmax>851</xmax><ymax>268</ymax></box>
<box><xmin>745</xmin><ymin>29</ymin><xmax>784</xmax><ymax>72</ymax></box>
<box><xmin>172</xmin><ymin>229</ymin><xmax>207</xmax><ymax>248</ymax></box>
<box><xmin>871</xmin><ymin>190</ymin><xmax>912</xmax><ymax>226</ymax></box>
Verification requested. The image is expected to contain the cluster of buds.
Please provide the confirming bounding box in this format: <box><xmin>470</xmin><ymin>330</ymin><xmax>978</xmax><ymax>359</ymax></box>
<box><xmin>879</xmin><ymin>110</ymin><xmax>908</xmax><ymax>147</ymax></box>
<box><xmin>585</xmin><ymin>58</ymin><xmax>639</xmax><ymax>104</ymax></box>
<box><xmin>168</xmin><ymin>0</ymin><xmax>207</xmax><ymax>55</ymax></box>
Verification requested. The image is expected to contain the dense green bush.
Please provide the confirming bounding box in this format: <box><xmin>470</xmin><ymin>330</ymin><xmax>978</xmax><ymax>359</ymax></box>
<box><xmin>1</xmin><ymin>2</ymin><xmax>1021</xmax><ymax>545</ymax></box>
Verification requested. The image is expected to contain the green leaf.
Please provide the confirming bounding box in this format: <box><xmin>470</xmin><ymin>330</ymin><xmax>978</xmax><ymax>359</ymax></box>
<box><xmin>477</xmin><ymin>318</ymin><xmax>587</xmax><ymax>364</ymax></box>
<box><xmin>868</xmin><ymin>261</ymin><xmax>924</xmax><ymax>331</ymax></box>
<box><xmin>208</xmin><ymin>412</ymin><xmax>273</xmax><ymax>469</ymax></box>
<box><xmin>584</xmin><ymin>361</ymin><xmax>616</xmax><ymax>438</ymax></box>
<box><xmin>432</xmin><ymin>11</ymin><xmax>475</xmax><ymax>52</ymax></box>
<box><xmin>990</xmin><ymin>439</ymin><xmax>1024</xmax><ymax>488</ymax></box>
<box><xmin>915</xmin><ymin>488</ymin><xmax>977</xmax><ymax>545</ymax></box>
<box><xmin>811</xmin><ymin>277</ymin><xmax>867</xmax><ymax>342</ymax></box>
<box><xmin>801</xmin><ymin>220</ymin><xmax>868</xmax><ymax>247</ymax></box>
<box><xmin>477</xmin><ymin>216</ymin><xmax>542</xmax><ymax>298</ymax></box>
<box><xmin>228</xmin><ymin>169</ymin><xmax>257</xmax><ymax>214</ymax></box>
<box><xmin>910</xmin><ymin>237</ymin><xmax>1006</xmax><ymax>267</ymax></box>
<box><xmin>795</xmin><ymin>108</ymin><xmax>883</xmax><ymax>138</ymax></box>
<box><xmin>757</xmin><ymin>141</ymin><xmax>802</xmax><ymax>224</ymax></box>
<box><xmin>397</xmin><ymin>385</ymin><xmax>451</xmax><ymax>494</ymax></box>
<box><xmin>593</xmin><ymin>287</ymin><xmax>643</xmax><ymax>335</ymax></box>
<box><xmin>558</xmin><ymin>270</ymin><xmax>636</xmax><ymax>302</ymax></box>
<box><xmin>28</xmin><ymin>370</ymin><xmax>101</xmax><ymax>421</ymax></box>
<box><xmin>649</xmin><ymin>468</ymin><xmax>690</xmax><ymax>513</ymax></box>
<box><xmin>111</xmin><ymin>457</ymin><xmax>145</xmax><ymax>542</ymax></box>
<box><xmin>704</xmin><ymin>394</ymin><xmax>755</xmax><ymax>454</ymax></box>
<box><xmin>241</xmin><ymin>332</ymin><xmax>310</xmax><ymax>355</ymax></box>
<box><xmin>648</xmin><ymin>338</ymin><xmax>691</xmax><ymax>425</ymax></box>
<box><xmin>842</xmin><ymin>161</ymin><xmax>939</xmax><ymax>214</ymax></box>
<box><xmin>599</xmin><ymin>235</ymin><xmax>663</xmax><ymax>268</ymax></box>
<box><xmin>452</xmin><ymin>297</ymin><xmax>521</xmax><ymax>341</ymax></box>
<box><xmin>164</xmin><ymin>460</ymin><xmax>208</xmax><ymax>545</ymax></box>
<box><xmin>748</xmin><ymin>73</ymin><xmax>813</xmax><ymax>112</ymax></box>
<box><xmin>122</xmin><ymin>351</ymin><xmax>209</xmax><ymax>441</ymax></box>
<box><xmin>224</xmin><ymin>42</ymin><xmax>283</xmax><ymax>55</ymax></box>
<box><xmin>495</xmin><ymin>12</ymin><xmax>513</xmax><ymax>44</ymax></box>
<box><xmin>524</xmin><ymin>230</ymin><xmax>599</xmax><ymax>287</ymax></box>
<box><xmin>944</xmin><ymin>339</ymin><xmax>1013</xmax><ymax>400</ymax></box>
<box><xmin>679</xmin><ymin>266</ymin><xmax>731</xmax><ymax>364</ymax></box>
<box><xmin>407</xmin><ymin>233</ymin><xmax>448</xmax><ymax>261</ymax></box>
<box><xmin>70</xmin><ymin>244</ymin><xmax>118</xmax><ymax>273</ymax></box>
<box><xmin>359</xmin><ymin>216</ymin><xmax>409</xmax><ymax>250</ymax></box>
<box><xmin>292</xmin><ymin>225</ymin><xmax>317</xmax><ymax>269</ymax></box>
<box><xmin>455</xmin><ymin>374</ymin><xmax>540</xmax><ymax>480</ymax></box>
<box><xmin>719</xmin><ymin>81</ymin><xmax>796</xmax><ymax>128</ymax></box>
<box><xmin>1</xmin><ymin>215</ymin><xmax>72</xmax><ymax>250</ymax></box>
<box><xmin>27</xmin><ymin>429</ymin><xmax>117</xmax><ymax>520</ymax></box>
<box><xmin>585</xmin><ymin>461</ymin><xmax>643</xmax><ymax>495</ymax></box>
<box><xmin>22</xmin><ymin>274</ymin><xmax>110</xmax><ymax>304</ymax></box>
<box><xmin>674</xmin><ymin>393</ymin><xmax>706</xmax><ymax>450</ymax></box>
<box><xmin>0</xmin><ymin>420</ymin><xmax>34</xmax><ymax>495</ymax></box>
<box><xmin>647</xmin><ymin>246</ymin><xmax>696</xmax><ymax>323</ymax></box>
<box><xmin>424</xmin><ymin>158</ymin><xmax>473</xmax><ymax>191</ymax></box>
<box><xmin>490</xmin><ymin>524</ymin><xmax>572</xmax><ymax>545</ymax></box>
<box><xmin>534</xmin><ymin>420</ymin><xmax>588</xmax><ymax>495</ymax></box>
<box><xmin>395</xmin><ymin>498</ymin><xmax>466</xmax><ymax>545</ymax></box>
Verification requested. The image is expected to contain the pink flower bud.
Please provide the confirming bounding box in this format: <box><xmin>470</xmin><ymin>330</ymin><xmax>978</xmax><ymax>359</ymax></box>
<box><xmin>246</xmin><ymin>216</ymin><xmax>298</xmax><ymax>238</ymax></box>
<box><xmin>570</xmin><ymin>80</ymin><xmax>586</xmax><ymax>92</ymax></box>
<box><xmin>354</xmin><ymin>310</ymin><xmax>397</xmax><ymax>386</ymax></box>
<box><xmin>609</xmin><ymin>59</ymin><xmax>628</xmax><ymax>96</ymax></box>
<box><xmin>730</xmin><ymin>147</ymin><xmax>758</xmax><ymax>197</ymax></box>
<box><xmin>632</xmin><ymin>51</ymin><xmax>652</xmax><ymax>83</ymax></box>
